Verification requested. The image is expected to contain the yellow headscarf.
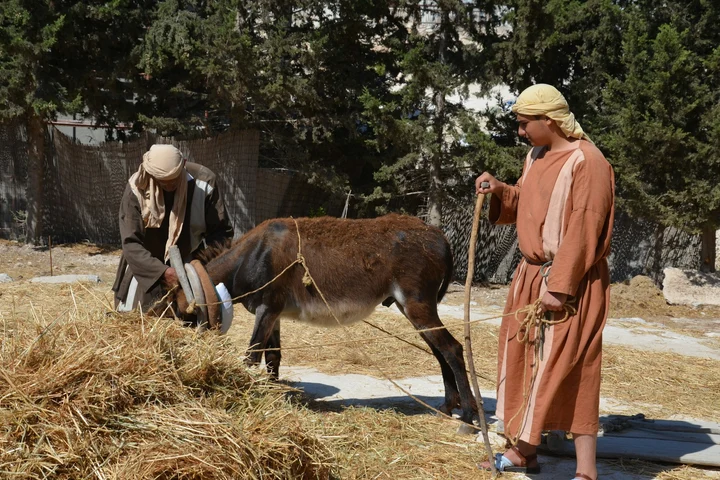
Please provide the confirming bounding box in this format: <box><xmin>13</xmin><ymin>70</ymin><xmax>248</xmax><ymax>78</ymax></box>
<box><xmin>511</xmin><ymin>84</ymin><xmax>592</xmax><ymax>143</ymax></box>
<box><xmin>128</xmin><ymin>144</ymin><xmax>188</xmax><ymax>261</ymax></box>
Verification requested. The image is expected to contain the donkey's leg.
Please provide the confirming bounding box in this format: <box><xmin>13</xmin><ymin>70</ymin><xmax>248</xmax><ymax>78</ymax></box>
<box><xmin>247</xmin><ymin>303</ymin><xmax>282</xmax><ymax>368</ymax></box>
<box><xmin>396</xmin><ymin>302</ymin><xmax>460</xmax><ymax>413</ymax></box>
<box><xmin>419</xmin><ymin>333</ymin><xmax>461</xmax><ymax>415</ymax></box>
<box><xmin>264</xmin><ymin>320</ymin><xmax>282</xmax><ymax>379</ymax></box>
<box><xmin>402</xmin><ymin>299</ymin><xmax>477</xmax><ymax>426</ymax></box>
<box><xmin>396</xmin><ymin>302</ymin><xmax>460</xmax><ymax>415</ymax></box>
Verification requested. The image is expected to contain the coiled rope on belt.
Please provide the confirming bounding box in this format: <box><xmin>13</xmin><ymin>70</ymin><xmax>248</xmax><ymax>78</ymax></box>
<box><xmin>503</xmin><ymin>261</ymin><xmax>577</xmax><ymax>447</ymax></box>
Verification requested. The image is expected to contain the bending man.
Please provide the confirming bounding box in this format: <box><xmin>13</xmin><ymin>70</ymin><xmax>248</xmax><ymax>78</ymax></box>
<box><xmin>477</xmin><ymin>84</ymin><xmax>615</xmax><ymax>480</ymax></box>
<box><xmin>112</xmin><ymin>144</ymin><xmax>234</xmax><ymax>313</ymax></box>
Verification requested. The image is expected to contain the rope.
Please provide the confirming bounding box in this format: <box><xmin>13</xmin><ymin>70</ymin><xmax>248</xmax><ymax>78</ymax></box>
<box><xmin>283</xmin><ymin>219</ymin><xmax>470</xmax><ymax>426</ymax></box>
<box><xmin>243</xmin><ymin>314</ymin><xmax>506</xmax><ymax>353</ymax></box>
<box><xmin>182</xmin><ymin>217</ymin><xmax>579</xmax><ymax>438</ymax></box>
<box><xmin>185</xmin><ymin>247</ymin><xmax>306</xmax><ymax>308</ymax></box>
<box><xmin>503</xmin><ymin>294</ymin><xmax>577</xmax><ymax>447</ymax></box>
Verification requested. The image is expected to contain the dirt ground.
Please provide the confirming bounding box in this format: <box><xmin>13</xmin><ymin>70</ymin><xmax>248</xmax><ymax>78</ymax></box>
<box><xmin>0</xmin><ymin>240</ymin><xmax>120</xmax><ymax>281</ymax></box>
<box><xmin>442</xmin><ymin>277</ymin><xmax>720</xmax><ymax>339</ymax></box>
<box><xmin>4</xmin><ymin>239</ymin><xmax>718</xmax><ymax>319</ymax></box>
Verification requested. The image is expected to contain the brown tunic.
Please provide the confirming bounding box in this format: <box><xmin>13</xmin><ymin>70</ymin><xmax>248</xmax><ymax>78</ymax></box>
<box><xmin>490</xmin><ymin>139</ymin><xmax>615</xmax><ymax>444</ymax></box>
<box><xmin>112</xmin><ymin>162</ymin><xmax>234</xmax><ymax>311</ymax></box>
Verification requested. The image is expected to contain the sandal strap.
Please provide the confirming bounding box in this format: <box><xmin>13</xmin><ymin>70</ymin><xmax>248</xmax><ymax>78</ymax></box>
<box><xmin>509</xmin><ymin>445</ymin><xmax>539</xmax><ymax>466</ymax></box>
<box><xmin>509</xmin><ymin>446</ymin><xmax>527</xmax><ymax>467</ymax></box>
<box><xmin>495</xmin><ymin>453</ymin><xmax>515</xmax><ymax>471</ymax></box>
<box><xmin>574</xmin><ymin>474</ymin><xmax>595</xmax><ymax>480</ymax></box>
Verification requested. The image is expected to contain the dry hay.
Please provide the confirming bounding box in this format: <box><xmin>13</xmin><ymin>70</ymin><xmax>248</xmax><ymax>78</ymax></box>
<box><xmin>609</xmin><ymin>275</ymin><xmax>669</xmax><ymax>318</ymax></box>
<box><xmin>0</xmin><ymin>284</ymin><xmax>334</xmax><ymax>479</ymax></box>
<box><xmin>303</xmin><ymin>407</ymin><xmax>493</xmax><ymax>479</ymax></box>
<box><xmin>601</xmin><ymin>345</ymin><xmax>720</xmax><ymax>420</ymax></box>
<box><xmin>0</xmin><ymin>282</ymin><xmax>500</xmax><ymax>479</ymax></box>
<box><xmin>610</xmin><ymin>275</ymin><xmax>720</xmax><ymax>320</ymax></box>
<box><xmin>2</xmin><ymin>279</ymin><xmax>719</xmax><ymax>479</ymax></box>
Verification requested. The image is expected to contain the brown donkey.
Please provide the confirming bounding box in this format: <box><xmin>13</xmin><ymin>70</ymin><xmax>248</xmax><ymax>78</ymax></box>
<box><xmin>182</xmin><ymin>214</ymin><xmax>478</xmax><ymax>426</ymax></box>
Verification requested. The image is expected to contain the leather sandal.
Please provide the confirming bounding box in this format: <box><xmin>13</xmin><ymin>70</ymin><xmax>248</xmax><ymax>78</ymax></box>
<box><xmin>574</xmin><ymin>474</ymin><xmax>597</xmax><ymax>480</ymax></box>
<box><xmin>478</xmin><ymin>445</ymin><xmax>541</xmax><ymax>474</ymax></box>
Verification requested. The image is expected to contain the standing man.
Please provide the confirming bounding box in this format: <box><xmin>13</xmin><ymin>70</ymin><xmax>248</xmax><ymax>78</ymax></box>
<box><xmin>477</xmin><ymin>84</ymin><xmax>614</xmax><ymax>480</ymax></box>
<box><xmin>112</xmin><ymin>144</ymin><xmax>234</xmax><ymax>313</ymax></box>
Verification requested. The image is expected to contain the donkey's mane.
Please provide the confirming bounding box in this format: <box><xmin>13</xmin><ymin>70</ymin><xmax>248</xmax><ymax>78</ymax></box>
<box><xmin>195</xmin><ymin>237</ymin><xmax>235</xmax><ymax>264</ymax></box>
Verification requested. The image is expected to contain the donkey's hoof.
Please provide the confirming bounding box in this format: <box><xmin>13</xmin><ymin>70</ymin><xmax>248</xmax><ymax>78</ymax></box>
<box><xmin>456</xmin><ymin>422</ymin><xmax>480</xmax><ymax>435</ymax></box>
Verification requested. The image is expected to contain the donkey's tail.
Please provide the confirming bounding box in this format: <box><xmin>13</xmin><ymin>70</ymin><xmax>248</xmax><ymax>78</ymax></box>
<box><xmin>437</xmin><ymin>242</ymin><xmax>454</xmax><ymax>303</ymax></box>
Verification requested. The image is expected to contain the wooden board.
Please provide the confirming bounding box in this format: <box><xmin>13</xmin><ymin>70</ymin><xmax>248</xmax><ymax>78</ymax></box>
<box><xmin>539</xmin><ymin>418</ymin><xmax>720</xmax><ymax>468</ymax></box>
<box><xmin>540</xmin><ymin>435</ymin><xmax>720</xmax><ymax>467</ymax></box>
<box><xmin>604</xmin><ymin>429</ymin><xmax>720</xmax><ymax>445</ymax></box>
<box><xmin>622</xmin><ymin>418</ymin><xmax>720</xmax><ymax>435</ymax></box>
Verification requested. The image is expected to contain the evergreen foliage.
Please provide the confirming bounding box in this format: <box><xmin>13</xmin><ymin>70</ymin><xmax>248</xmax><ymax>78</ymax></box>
<box><xmin>0</xmin><ymin>0</ymin><xmax>717</xmax><ymax>259</ymax></box>
<box><xmin>0</xmin><ymin>0</ymin><xmax>153</xmax><ymax>131</ymax></box>
<box><xmin>494</xmin><ymin>0</ymin><xmax>719</xmax><ymax>267</ymax></box>
<box><xmin>598</xmin><ymin>3</ymin><xmax>720</xmax><ymax>232</ymax></box>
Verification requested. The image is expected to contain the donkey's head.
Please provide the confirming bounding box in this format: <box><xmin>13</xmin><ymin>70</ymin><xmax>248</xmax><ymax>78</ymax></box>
<box><xmin>165</xmin><ymin>239</ymin><xmax>233</xmax><ymax>318</ymax></box>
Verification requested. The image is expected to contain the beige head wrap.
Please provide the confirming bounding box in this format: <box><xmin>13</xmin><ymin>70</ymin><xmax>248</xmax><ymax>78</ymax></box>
<box><xmin>128</xmin><ymin>144</ymin><xmax>187</xmax><ymax>261</ymax></box>
<box><xmin>511</xmin><ymin>84</ymin><xmax>592</xmax><ymax>143</ymax></box>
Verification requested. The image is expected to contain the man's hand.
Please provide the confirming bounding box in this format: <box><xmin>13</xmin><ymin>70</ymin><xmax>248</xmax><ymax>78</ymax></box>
<box><xmin>541</xmin><ymin>291</ymin><xmax>567</xmax><ymax>312</ymax></box>
<box><xmin>163</xmin><ymin>267</ymin><xmax>179</xmax><ymax>287</ymax></box>
<box><xmin>475</xmin><ymin>172</ymin><xmax>506</xmax><ymax>197</ymax></box>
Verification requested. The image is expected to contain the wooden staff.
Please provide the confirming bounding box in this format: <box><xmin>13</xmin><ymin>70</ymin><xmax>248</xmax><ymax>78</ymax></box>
<box><xmin>463</xmin><ymin>185</ymin><xmax>497</xmax><ymax>477</ymax></box>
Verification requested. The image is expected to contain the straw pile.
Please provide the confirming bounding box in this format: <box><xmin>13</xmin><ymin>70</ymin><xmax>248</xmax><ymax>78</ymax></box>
<box><xmin>0</xmin><ymin>286</ymin><xmax>333</xmax><ymax>479</ymax></box>
<box><xmin>2</xmin><ymin>275</ymin><xmax>719</xmax><ymax>479</ymax></box>
<box><xmin>610</xmin><ymin>275</ymin><xmax>720</xmax><ymax>320</ymax></box>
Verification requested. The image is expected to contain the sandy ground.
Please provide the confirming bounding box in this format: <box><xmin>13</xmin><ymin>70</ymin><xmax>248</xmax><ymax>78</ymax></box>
<box><xmin>0</xmin><ymin>240</ymin><xmax>120</xmax><ymax>282</ymax></box>
<box><xmin>281</xmin><ymin>367</ymin><xmax>719</xmax><ymax>480</ymax></box>
<box><xmin>2</xmin><ymin>239</ymin><xmax>720</xmax><ymax>479</ymax></box>
<box><xmin>279</xmin><ymin>300</ymin><xmax>720</xmax><ymax>479</ymax></box>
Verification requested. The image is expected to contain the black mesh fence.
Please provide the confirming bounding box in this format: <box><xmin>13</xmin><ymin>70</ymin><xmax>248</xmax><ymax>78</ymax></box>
<box><xmin>441</xmin><ymin>192</ymin><xmax>701</xmax><ymax>285</ymax></box>
<box><xmin>442</xmin><ymin>194</ymin><xmax>521</xmax><ymax>285</ymax></box>
<box><xmin>0</xmin><ymin>125</ymin><xmax>341</xmax><ymax>245</ymax></box>
<box><xmin>0</xmin><ymin>122</ymin><xmax>705</xmax><ymax>284</ymax></box>
<box><xmin>0</xmin><ymin>121</ymin><xmax>29</xmax><ymax>240</ymax></box>
<box><xmin>44</xmin><ymin>129</ymin><xmax>154</xmax><ymax>244</ymax></box>
<box><xmin>40</xmin><ymin>128</ymin><xmax>263</xmax><ymax>243</ymax></box>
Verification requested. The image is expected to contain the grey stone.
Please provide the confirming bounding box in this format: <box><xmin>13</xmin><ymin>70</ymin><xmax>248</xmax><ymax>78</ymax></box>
<box><xmin>0</xmin><ymin>273</ymin><xmax>12</xmax><ymax>283</ymax></box>
<box><xmin>663</xmin><ymin>267</ymin><xmax>720</xmax><ymax>307</ymax></box>
<box><xmin>30</xmin><ymin>274</ymin><xmax>101</xmax><ymax>284</ymax></box>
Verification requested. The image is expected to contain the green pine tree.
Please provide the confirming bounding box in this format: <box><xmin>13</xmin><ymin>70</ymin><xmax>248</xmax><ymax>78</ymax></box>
<box><xmin>0</xmin><ymin>0</ymin><xmax>155</xmax><ymax>242</ymax></box>
<box><xmin>598</xmin><ymin>4</ymin><xmax>720</xmax><ymax>271</ymax></box>
<box><xmin>360</xmin><ymin>0</ymin><xmax>504</xmax><ymax>225</ymax></box>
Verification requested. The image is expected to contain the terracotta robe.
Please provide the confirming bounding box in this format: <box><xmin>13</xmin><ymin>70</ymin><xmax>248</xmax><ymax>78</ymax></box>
<box><xmin>490</xmin><ymin>139</ymin><xmax>615</xmax><ymax>444</ymax></box>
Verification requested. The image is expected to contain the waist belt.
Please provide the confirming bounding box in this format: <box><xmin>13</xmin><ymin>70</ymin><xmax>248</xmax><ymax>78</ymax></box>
<box><xmin>523</xmin><ymin>256</ymin><xmax>554</xmax><ymax>280</ymax></box>
<box><xmin>522</xmin><ymin>255</ymin><xmax>546</xmax><ymax>266</ymax></box>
